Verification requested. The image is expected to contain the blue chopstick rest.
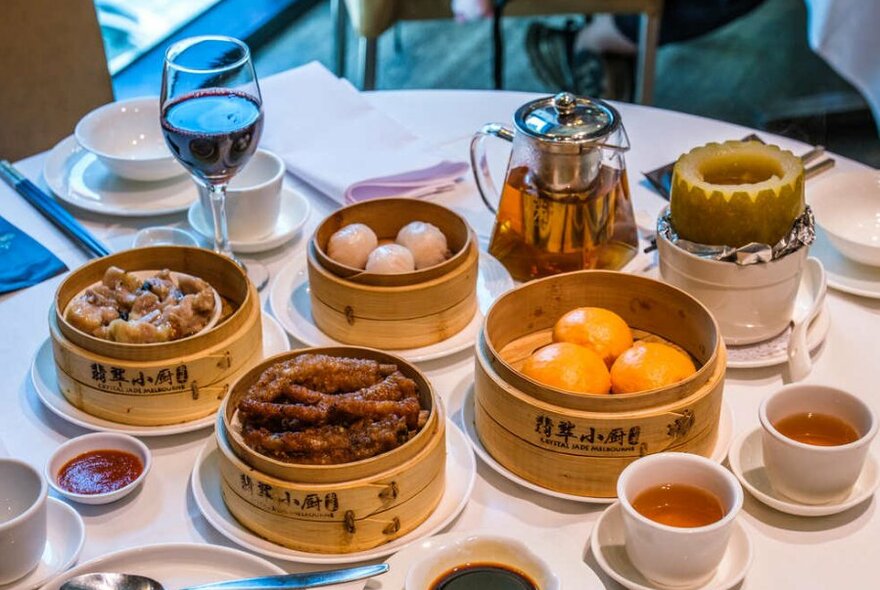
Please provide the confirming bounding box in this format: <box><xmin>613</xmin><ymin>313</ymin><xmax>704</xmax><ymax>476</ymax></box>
<box><xmin>0</xmin><ymin>214</ymin><xmax>67</xmax><ymax>294</ymax></box>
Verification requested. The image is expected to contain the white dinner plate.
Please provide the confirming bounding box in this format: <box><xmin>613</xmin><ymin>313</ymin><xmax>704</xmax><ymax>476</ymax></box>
<box><xmin>40</xmin><ymin>543</ymin><xmax>285</xmax><ymax>590</ymax></box>
<box><xmin>269</xmin><ymin>251</ymin><xmax>515</xmax><ymax>363</ymax></box>
<box><xmin>590</xmin><ymin>502</ymin><xmax>753</xmax><ymax>590</ymax></box>
<box><xmin>367</xmin><ymin>530</ymin><xmax>604</xmax><ymax>589</ymax></box>
<box><xmin>190</xmin><ymin>420</ymin><xmax>476</xmax><ymax>564</ymax></box>
<box><xmin>725</xmin><ymin>302</ymin><xmax>831</xmax><ymax>369</ymax></box>
<box><xmin>2</xmin><ymin>499</ymin><xmax>84</xmax><ymax>590</ymax></box>
<box><xmin>42</xmin><ymin>135</ymin><xmax>198</xmax><ymax>217</ymax></box>
<box><xmin>29</xmin><ymin>313</ymin><xmax>289</xmax><ymax>437</ymax></box>
<box><xmin>810</xmin><ymin>226</ymin><xmax>880</xmax><ymax>299</ymax></box>
<box><xmin>728</xmin><ymin>428</ymin><xmax>879</xmax><ymax>517</ymax></box>
<box><xmin>187</xmin><ymin>187</ymin><xmax>311</xmax><ymax>253</ymax></box>
<box><xmin>450</xmin><ymin>383</ymin><xmax>734</xmax><ymax>504</ymax></box>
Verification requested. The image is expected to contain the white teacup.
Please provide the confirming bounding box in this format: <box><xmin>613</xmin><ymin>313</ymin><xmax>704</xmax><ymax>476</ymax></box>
<box><xmin>405</xmin><ymin>533</ymin><xmax>560</xmax><ymax>590</ymax></box>
<box><xmin>760</xmin><ymin>384</ymin><xmax>878</xmax><ymax>504</ymax></box>
<box><xmin>198</xmin><ymin>148</ymin><xmax>283</xmax><ymax>241</ymax></box>
<box><xmin>617</xmin><ymin>453</ymin><xmax>743</xmax><ymax>589</ymax></box>
<box><xmin>0</xmin><ymin>459</ymin><xmax>48</xmax><ymax>584</ymax></box>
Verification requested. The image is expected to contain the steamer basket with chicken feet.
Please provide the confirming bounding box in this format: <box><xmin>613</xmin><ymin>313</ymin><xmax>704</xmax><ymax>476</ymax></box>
<box><xmin>217</xmin><ymin>347</ymin><xmax>446</xmax><ymax>554</ymax></box>
<box><xmin>50</xmin><ymin>246</ymin><xmax>262</xmax><ymax>426</ymax></box>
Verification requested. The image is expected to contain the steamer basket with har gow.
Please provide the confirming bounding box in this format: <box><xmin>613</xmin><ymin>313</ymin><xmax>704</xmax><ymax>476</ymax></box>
<box><xmin>308</xmin><ymin>198</ymin><xmax>478</xmax><ymax>349</ymax></box>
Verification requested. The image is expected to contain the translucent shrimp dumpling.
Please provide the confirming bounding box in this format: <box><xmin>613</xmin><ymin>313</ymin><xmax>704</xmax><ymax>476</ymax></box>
<box><xmin>395</xmin><ymin>221</ymin><xmax>450</xmax><ymax>269</ymax></box>
<box><xmin>365</xmin><ymin>244</ymin><xmax>415</xmax><ymax>274</ymax></box>
<box><xmin>327</xmin><ymin>223</ymin><xmax>378</xmax><ymax>269</ymax></box>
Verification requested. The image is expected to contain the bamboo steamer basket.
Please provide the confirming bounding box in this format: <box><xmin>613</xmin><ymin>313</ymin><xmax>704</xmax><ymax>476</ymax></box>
<box><xmin>50</xmin><ymin>246</ymin><xmax>262</xmax><ymax>426</ymax></box>
<box><xmin>474</xmin><ymin>270</ymin><xmax>726</xmax><ymax>498</ymax></box>
<box><xmin>217</xmin><ymin>347</ymin><xmax>447</xmax><ymax>553</ymax></box>
<box><xmin>307</xmin><ymin>198</ymin><xmax>478</xmax><ymax>349</ymax></box>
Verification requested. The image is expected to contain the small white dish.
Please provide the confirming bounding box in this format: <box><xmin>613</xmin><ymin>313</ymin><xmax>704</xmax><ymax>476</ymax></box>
<box><xmin>43</xmin><ymin>136</ymin><xmax>198</xmax><ymax>217</ymax></box>
<box><xmin>40</xmin><ymin>543</ymin><xmax>284</xmax><ymax>590</ymax></box>
<box><xmin>0</xmin><ymin>498</ymin><xmax>84</xmax><ymax>590</ymax></box>
<box><xmin>810</xmin><ymin>170</ymin><xmax>880</xmax><ymax>267</ymax></box>
<box><xmin>29</xmin><ymin>313</ymin><xmax>289</xmax><ymax>437</ymax></box>
<box><xmin>75</xmin><ymin>97</ymin><xmax>184</xmax><ymax>182</ymax></box>
<box><xmin>190</xmin><ymin>421</ymin><xmax>476</xmax><ymax>564</ymax></box>
<box><xmin>189</xmin><ymin>186</ymin><xmax>310</xmax><ymax>253</ymax></box>
<box><xmin>404</xmin><ymin>533</ymin><xmax>560</xmax><ymax>590</ymax></box>
<box><xmin>132</xmin><ymin>227</ymin><xmax>199</xmax><ymax>248</ymax></box>
<box><xmin>45</xmin><ymin>433</ymin><xmax>151</xmax><ymax>505</ymax></box>
<box><xmin>452</xmin><ymin>383</ymin><xmax>735</xmax><ymax>504</ymax></box>
<box><xmin>728</xmin><ymin>427</ymin><xmax>879</xmax><ymax>517</ymax></box>
<box><xmin>371</xmin><ymin>530</ymin><xmax>604</xmax><ymax>590</ymax></box>
<box><xmin>726</xmin><ymin>302</ymin><xmax>830</xmax><ymax>369</ymax></box>
<box><xmin>591</xmin><ymin>502</ymin><xmax>753</xmax><ymax>590</ymax></box>
<box><xmin>270</xmin><ymin>250</ymin><xmax>514</xmax><ymax>363</ymax></box>
<box><xmin>811</xmin><ymin>226</ymin><xmax>880</xmax><ymax>299</ymax></box>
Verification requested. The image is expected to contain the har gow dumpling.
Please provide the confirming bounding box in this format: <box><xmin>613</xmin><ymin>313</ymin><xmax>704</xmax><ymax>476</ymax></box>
<box><xmin>396</xmin><ymin>221</ymin><xmax>449</xmax><ymax>269</ymax></box>
<box><xmin>327</xmin><ymin>223</ymin><xmax>378</xmax><ymax>269</ymax></box>
<box><xmin>365</xmin><ymin>244</ymin><xmax>415</xmax><ymax>274</ymax></box>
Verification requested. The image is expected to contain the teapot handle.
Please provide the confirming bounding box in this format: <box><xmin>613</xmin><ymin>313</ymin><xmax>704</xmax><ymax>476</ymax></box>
<box><xmin>469</xmin><ymin>123</ymin><xmax>515</xmax><ymax>214</ymax></box>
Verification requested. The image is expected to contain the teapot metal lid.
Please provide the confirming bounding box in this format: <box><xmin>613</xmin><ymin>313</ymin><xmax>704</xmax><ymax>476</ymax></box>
<box><xmin>514</xmin><ymin>92</ymin><xmax>629</xmax><ymax>151</ymax></box>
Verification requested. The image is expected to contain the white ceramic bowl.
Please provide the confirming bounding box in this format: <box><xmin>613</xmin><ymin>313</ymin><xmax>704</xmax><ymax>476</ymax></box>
<box><xmin>45</xmin><ymin>433</ymin><xmax>151</xmax><ymax>505</ymax></box>
<box><xmin>810</xmin><ymin>171</ymin><xmax>880</xmax><ymax>267</ymax></box>
<box><xmin>404</xmin><ymin>533</ymin><xmax>560</xmax><ymax>590</ymax></box>
<box><xmin>75</xmin><ymin>97</ymin><xmax>184</xmax><ymax>182</ymax></box>
<box><xmin>657</xmin><ymin>228</ymin><xmax>808</xmax><ymax>345</ymax></box>
<box><xmin>132</xmin><ymin>227</ymin><xmax>200</xmax><ymax>248</ymax></box>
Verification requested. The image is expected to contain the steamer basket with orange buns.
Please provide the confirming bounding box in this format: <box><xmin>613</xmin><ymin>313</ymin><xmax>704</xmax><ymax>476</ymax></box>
<box><xmin>216</xmin><ymin>347</ymin><xmax>446</xmax><ymax>554</ymax></box>
<box><xmin>50</xmin><ymin>246</ymin><xmax>262</xmax><ymax>426</ymax></box>
<box><xmin>307</xmin><ymin>198</ymin><xmax>478</xmax><ymax>349</ymax></box>
<box><xmin>474</xmin><ymin>270</ymin><xmax>726</xmax><ymax>498</ymax></box>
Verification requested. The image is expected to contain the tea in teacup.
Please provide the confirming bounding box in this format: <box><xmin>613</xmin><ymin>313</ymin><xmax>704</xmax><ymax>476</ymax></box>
<box><xmin>773</xmin><ymin>412</ymin><xmax>860</xmax><ymax>447</ymax></box>
<box><xmin>632</xmin><ymin>483</ymin><xmax>725</xmax><ymax>528</ymax></box>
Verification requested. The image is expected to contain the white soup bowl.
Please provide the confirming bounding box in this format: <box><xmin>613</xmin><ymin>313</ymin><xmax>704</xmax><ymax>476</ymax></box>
<box><xmin>75</xmin><ymin>97</ymin><xmax>184</xmax><ymax>182</ymax></box>
<box><xmin>810</xmin><ymin>170</ymin><xmax>880</xmax><ymax>267</ymax></box>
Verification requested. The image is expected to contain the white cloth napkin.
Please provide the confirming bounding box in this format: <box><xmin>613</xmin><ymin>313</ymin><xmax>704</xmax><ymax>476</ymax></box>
<box><xmin>259</xmin><ymin>62</ymin><xmax>468</xmax><ymax>204</ymax></box>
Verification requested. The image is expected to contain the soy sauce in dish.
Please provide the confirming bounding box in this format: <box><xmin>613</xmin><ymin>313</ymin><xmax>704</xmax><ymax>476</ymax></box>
<box><xmin>57</xmin><ymin>450</ymin><xmax>143</xmax><ymax>495</ymax></box>
<box><xmin>431</xmin><ymin>563</ymin><xmax>538</xmax><ymax>590</ymax></box>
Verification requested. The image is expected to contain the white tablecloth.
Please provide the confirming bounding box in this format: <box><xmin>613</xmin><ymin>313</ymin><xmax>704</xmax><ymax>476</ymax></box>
<box><xmin>2</xmin><ymin>88</ymin><xmax>878</xmax><ymax>588</ymax></box>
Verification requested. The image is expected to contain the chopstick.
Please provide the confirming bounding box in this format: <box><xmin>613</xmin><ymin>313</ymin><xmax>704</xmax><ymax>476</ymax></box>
<box><xmin>805</xmin><ymin>157</ymin><xmax>835</xmax><ymax>179</ymax></box>
<box><xmin>0</xmin><ymin>160</ymin><xmax>109</xmax><ymax>258</ymax></box>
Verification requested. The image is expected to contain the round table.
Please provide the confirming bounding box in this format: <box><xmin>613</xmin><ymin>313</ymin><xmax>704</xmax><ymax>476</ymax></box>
<box><xmin>1</xmin><ymin>88</ymin><xmax>877</xmax><ymax>589</ymax></box>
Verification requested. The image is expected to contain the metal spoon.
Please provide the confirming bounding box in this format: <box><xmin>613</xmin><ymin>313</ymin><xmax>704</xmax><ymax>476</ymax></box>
<box><xmin>60</xmin><ymin>564</ymin><xmax>389</xmax><ymax>590</ymax></box>
<box><xmin>787</xmin><ymin>257</ymin><xmax>827</xmax><ymax>382</ymax></box>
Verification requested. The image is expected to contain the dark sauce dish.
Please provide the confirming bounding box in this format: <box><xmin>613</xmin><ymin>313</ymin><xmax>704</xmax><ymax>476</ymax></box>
<box><xmin>405</xmin><ymin>534</ymin><xmax>559</xmax><ymax>590</ymax></box>
<box><xmin>46</xmin><ymin>433</ymin><xmax>151</xmax><ymax>505</ymax></box>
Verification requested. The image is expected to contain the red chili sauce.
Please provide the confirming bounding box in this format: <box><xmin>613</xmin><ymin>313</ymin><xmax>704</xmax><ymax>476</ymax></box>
<box><xmin>57</xmin><ymin>450</ymin><xmax>143</xmax><ymax>495</ymax></box>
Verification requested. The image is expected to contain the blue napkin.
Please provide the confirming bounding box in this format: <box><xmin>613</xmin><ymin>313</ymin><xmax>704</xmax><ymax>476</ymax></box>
<box><xmin>0</xmin><ymin>215</ymin><xmax>67</xmax><ymax>294</ymax></box>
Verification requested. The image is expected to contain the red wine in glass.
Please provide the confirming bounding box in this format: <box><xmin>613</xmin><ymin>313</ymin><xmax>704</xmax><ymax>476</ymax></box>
<box><xmin>161</xmin><ymin>89</ymin><xmax>264</xmax><ymax>184</ymax></box>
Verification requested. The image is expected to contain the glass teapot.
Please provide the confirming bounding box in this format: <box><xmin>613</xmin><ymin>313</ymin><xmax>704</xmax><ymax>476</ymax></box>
<box><xmin>470</xmin><ymin>92</ymin><xmax>638</xmax><ymax>281</ymax></box>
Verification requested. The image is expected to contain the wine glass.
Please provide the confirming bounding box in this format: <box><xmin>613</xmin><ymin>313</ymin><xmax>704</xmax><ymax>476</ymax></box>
<box><xmin>160</xmin><ymin>35</ymin><xmax>269</xmax><ymax>289</ymax></box>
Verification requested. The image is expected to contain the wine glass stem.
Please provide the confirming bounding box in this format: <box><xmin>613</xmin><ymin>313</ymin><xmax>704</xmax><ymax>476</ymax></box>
<box><xmin>207</xmin><ymin>182</ymin><xmax>234</xmax><ymax>259</ymax></box>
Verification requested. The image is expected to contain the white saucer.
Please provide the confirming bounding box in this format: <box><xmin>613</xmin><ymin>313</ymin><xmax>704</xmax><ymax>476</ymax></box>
<box><xmin>42</xmin><ymin>135</ymin><xmax>197</xmax><ymax>217</ymax></box>
<box><xmin>591</xmin><ymin>502</ymin><xmax>753</xmax><ymax>590</ymax></box>
<box><xmin>29</xmin><ymin>313</ymin><xmax>290</xmax><ymax>437</ymax></box>
<box><xmin>190</xmin><ymin>420</ymin><xmax>476</xmax><ymax>564</ymax></box>
<box><xmin>40</xmin><ymin>542</ymin><xmax>284</xmax><ymax>590</ymax></box>
<box><xmin>725</xmin><ymin>302</ymin><xmax>831</xmax><ymax>369</ymax></box>
<box><xmin>187</xmin><ymin>187</ymin><xmax>311</xmax><ymax>253</ymax></box>
<box><xmin>452</xmin><ymin>383</ymin><xmax>734</xmax><ymax>504</ymax></box>
<box><xmin>0</xmin><ymin>498</ymin><xmax>84</xmax><ymax>590</ymax></box>
<box><xmin>269</xmin><ymin>250</ymin><xmax>515</xmax><ymax>363</ymax></box>
<box><xmin>728</xmin><ymin>427</ymin><xmax>879</xmax><ymax>517</ymax></box>
<box><xmin>367</xmin><ymin>530</ymin><xmax>604</xmax><ymax>589</ymax></box>
<box><xmin>811</xmin><ymin>226</ymin><xmax>880</xmax><ymax>299</ymax></box>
